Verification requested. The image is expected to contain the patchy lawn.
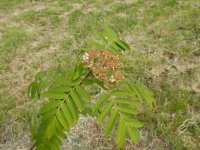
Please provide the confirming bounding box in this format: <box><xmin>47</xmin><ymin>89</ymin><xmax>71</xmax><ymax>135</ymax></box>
<box><xmin>0</xmin><ymin>0</ymin><xmax>199</xmax><ymax>149</ymax></box>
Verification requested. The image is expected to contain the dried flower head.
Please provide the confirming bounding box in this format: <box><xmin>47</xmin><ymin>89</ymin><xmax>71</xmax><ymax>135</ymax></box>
<box><xmin>83</xmin><ymin>50</ymin><xmax>123</xmax><ymax>87</ymax></box>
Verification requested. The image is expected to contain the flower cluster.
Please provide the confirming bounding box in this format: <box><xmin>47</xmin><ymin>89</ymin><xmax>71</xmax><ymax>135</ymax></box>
<box><xmin>82</xmin><ymin>50</ymin><xmax>123</xmax><ymax>87</ymax></box>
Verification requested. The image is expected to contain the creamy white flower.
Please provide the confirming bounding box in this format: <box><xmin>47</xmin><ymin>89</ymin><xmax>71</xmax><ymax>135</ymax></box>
<box><xmin>83</xmin><ymin>53</ymin><xmax>89</xmax><ymax>60</ymax></box>
<box><xmin>109</xmin><ymin>75</ymin><xmax>115</xmax><ymax>82</ymax></box>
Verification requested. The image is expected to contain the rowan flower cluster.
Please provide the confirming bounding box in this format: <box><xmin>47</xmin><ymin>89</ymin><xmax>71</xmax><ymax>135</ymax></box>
<box><xmin>82</xmin><ymin>50</ymin><xmax>123</xmax><ymax>87</ymax></box>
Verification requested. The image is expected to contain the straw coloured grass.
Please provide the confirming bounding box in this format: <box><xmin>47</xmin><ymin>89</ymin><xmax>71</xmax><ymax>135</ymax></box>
<box><xmin>0</xmin><ymin>0</ymin><xmax>199</xmax><ymax>149</ymax></box>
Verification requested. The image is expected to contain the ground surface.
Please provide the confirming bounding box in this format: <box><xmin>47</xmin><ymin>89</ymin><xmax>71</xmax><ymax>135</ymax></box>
<box><xmin>0</xmin><ymin>0</ymin><xmax>200</xmax><ymax>150</ymax></box>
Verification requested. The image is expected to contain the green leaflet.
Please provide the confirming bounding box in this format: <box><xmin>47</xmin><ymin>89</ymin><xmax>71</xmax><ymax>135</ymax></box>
<box><xmin>95</xmin><ymin>31</ymin><xmax>108</xmax><ymax>45</ymax></box>
<box><xmin>114</xmin><ymin>98</ymin><xmax>140</xmax><ymax>106</ymax></box>
<box><xmin>55</xmin><ymin>116</ymin><xmax>63</xmax><ymax>131</ymax></box>
<box><xmin>36</xmin><ymin>145</ymin><xmax>48</xmax><ymax>150</ymax></box>
<box><xmin>70</xmin><ymin>91</ymin><xmax>85</xmax><ymax>111</ymax></box>
<box><xmin>97</xmin><ymin>100</ymin><xmax>113</xmax><ymax>123</ymax></box>
<box><xmin>64</xmin><ymin>69</ymin><xmax>74</xmax><ymax>77</ymax></box>
<box><xmin>76</xmin><ymin>85</ymin><xmax>91</xmax><ymax>101</ymax></box>
<box><xmin>115</xmin><ymin>40</ymin><xmax>131</xmax><ymax>51</ymax></box>
<box><xmin>36</xmin><ymin>136</ymin><xmax>61</xmax><ymax>150</ymax></box>
<box><xmin>73</xmin><ymin>68</ymin><xmax>80</xmax><ymax>81</ymax></box>
<box><xmin>127</xmin><ymin>127</ymin><xmax>138</xmax><ymax>144</ymax></box>
<box><xmin>60</xmin><ymin>103</ymin><xmax>73</xmax><ymax>127</ymax></box>
<box><xmin>74</xmin><ymin>65</ymin><xmax>83</xmax><ymax>76</ymax></box>
<box><xmin>92</xmin><ymin>93</ymin><xmax>110</xmax><ymax>115</ymax></box>
<box><xmin>82</xmin><ymin>77</ymin><xmax>105</xmax><ymax>88</ymax></box>
<box><xmin>49</xmin><ymin>136</ymin><xmax>62</xmax><ymax>149</ymax></box>
<box><xmin>126</xmin><ymin>120</ymin><xmax>143</xmax><ymax>128</ymax></box>
<box><xmin>108</xmin><ymin>43</ymin><xmax>118</xmax><ymax>51</ymax></box>
<box><xmin>56</xmin><ymin>76</ymin><xmax>75</xmax><ymax>86</ymax></box>
<box><xmin>41</xmin><ymin>109</ymin><xmax>57</xmax><ymax>121</ymax></box>
<box><xmin>134</xmin><ymin>86</ymin><xmax>145</xmax><ymax>101</ymax></box>
<box><xmin>108</xmin><ymin>44</ymin><xmax>118</xmax><ymax>52</ymax></box>
<box><xmin>117</xmin><ymin>106</ymin><xmax>138</xmax><ymax>115</ymax></box>
<box><xmin>111</xmin><ymin>90</ymin><xmax>135</xmax><ymax>97</ymax></box>
<box><xmin>48</xmin><ymin>85</ymin><xmax>72</xmax><ymax>93</ymax></box>
<box><xmin>30</xmin><ymin>81</ymin><xmax>37</xmax><ymax>98</ymax></box>
<box><xmin>35</xmin><ymin>71</ymin><xmax>46</xmax><ymax>80</ymax></box>
<box><xmin>116</xmin><ymin>117</ymin><xmax>128</xmax><ymax>148</ymax></box>
<box><xmin>56</xmin><ymin>127</ymin><xmax>67</xmax><ymax>141</ymax></box>
<box><xmin>109</xmin><ymin>42</ymin><xmax>121</xmax><ymax>52</ymax></box>
<box><xmin>142</xmin><ymin>89</ymin><xmax>156</xmax><ymax>109</ymax></box>
<box><xmin>56</xmin><ymin>128</ymin><xmax>67</xmax><ymax>139</ymax></box>
<box><xmin>40</xmin><ymin>100</ymin><xmax>61</xmax><ymax>114</ymax></box>
<box><xmin>47</xmin><ymin>118</ymin><xmax>57</xmax><ymax>139</ymax></box>
<box><xmin>105</xmin><ymin>108</ymin><xmax>118</xmax><ymax>137</ymax></box>
<box><xmin>126</xmin><ymin>83</ymin><xmax>143</xmax><ymax>101</ymax></box>
<box><xmin>56</xmin><ymin>109</ymin><xmax>69</xmax><ymax>130</ymax></box>
<box><xmin>104</xmin><ymin>25</ymin><xmax>117</xmax><ymax>42</ymax></box>
<box><xmin>34</xmin><ymin>122</ymin><xmax>47</xmax><ymax>145</ymax></box>
<box><xmin>55</xmin><ymin>120</ymin><xmax>66</xmax><ymax>139</ymax></box>
<box><xmin>107</xmin><ymin>43</ymin><xmax>122</xmax><ymax>54</ymax></box>
<box><xmin>35</xmin><ymin>138</ymin><xmax>45</xmax><ymax>148</ymax></box>
<box><xmin>67</xmin><ymin>97</ymin><xmax>78</xmax><ymax>122</ymax></box>
<box><xmin>81</xmin><ymin>78</ymin><xmax>94</xmax><ymax>85</ymax></box>
<box><xmin>41</xmin><ymin>91</ymin><xmax>67</xmax><ymax>99</ymax></box>
<box><xmin>126</xmin><ymin>82</ymin><xmax>155</xmax><ymax>109</ymax></box>
<box><xmin>37</xmin><ymin>80</ymin><xmax>52</xmax><ymax>95</ymax></box>
<box><xmin>44</xmin><ymin>136</ymin><xmax>61</xmax><ymax>150</ymax></box>
<box><xmin>87</xmin><ymin>40</ymin><xmax>104</xmax><ymax>49</ymax></box>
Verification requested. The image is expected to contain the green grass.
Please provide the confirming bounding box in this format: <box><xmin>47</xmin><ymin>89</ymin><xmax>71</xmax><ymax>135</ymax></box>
<box><xmin>14</xmin><ymin>8</ymin><xmax>63</xmax><ymax>26</ymax></box>
<box><xmin>0</xmin><ymin>0</ymin><xmax>199</xmax><ymax>149</ymax></box>
<box><xmin>145</xmin><ymin>80</ymin><xmax>200</xmax><ymax>149</ymax></box>
<box><xmin>0</xmin><ymin>27</ymin><xmax>32</xmax><ymax>72</ymax></box>
<box><xmin>0</xmin><ymin>0</ymin><xmax>25</xmax><ymax>10</ymax></box>
<box><xmin>0</xmin><ymin>97</ymin><xmax>16</xmax><ymax>130</ymax></box>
